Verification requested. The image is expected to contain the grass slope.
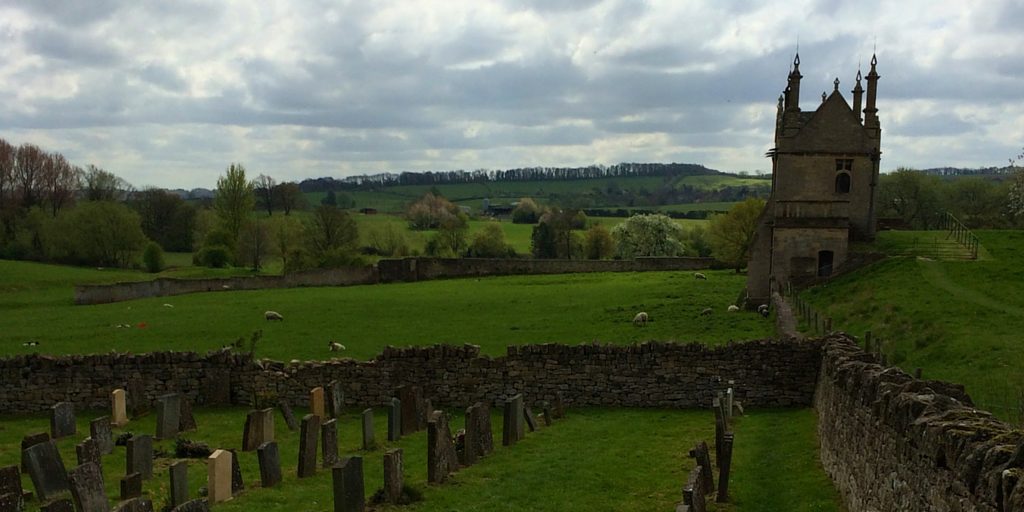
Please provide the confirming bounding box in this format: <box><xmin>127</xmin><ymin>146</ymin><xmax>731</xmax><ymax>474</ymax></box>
<box><xmin>0</xmin><ymin>407</ymin><xmax>838</xmax><ymax>511</ymax></box>
<box><xmin>801</xmin><ymin>229</ymin><xmax>1024</xmax><ymax>421</ymax></box>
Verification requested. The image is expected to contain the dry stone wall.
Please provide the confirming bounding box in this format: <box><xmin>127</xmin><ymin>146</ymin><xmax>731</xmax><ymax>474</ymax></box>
<box><xmin>816</xmin><ymin>333</ymin><xmax>1024</xmax><ymax>512</ymax></box>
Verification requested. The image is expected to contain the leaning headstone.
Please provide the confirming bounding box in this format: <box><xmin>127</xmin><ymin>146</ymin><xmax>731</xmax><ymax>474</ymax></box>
<box><xmin>681</xmin><ymin>465</ymin><xmax>707</xmax><ymax>512</ymax></box>
<box><xmin>297</xmin><ymin>414</ymin><xmax>321</xmax><ymax>478</ymax></box>
<box><xmin>716</xmin><ymin>433</ymin><xmax>734</xmax><ymax>504</ymax></box>
<box><xmin>361</xmin><ymin>409</ymin><xmax>375</xmax><ymax>450</ymax></box>
<box><xmin>256</xmin><ymin>442</ymin><xmax>282</xmax><ymax>488</ymax></box>
<box><xmin>170</xmin><ymin>499</ymin><xmax>209</xmax><ymax>512</ymax></box>
<box><xmin>502</xmin><ymin>394</ymin><xmax>524</xmax><ymax>446</ymax></box>
<box><xmin>68</xmin><ymin>461</ymin><xmax>109</xmax><ymax>512</ymax></box>
<box><xmin>207</xmin><ymin>449</ymin><xmax>232</xmax><ymax>504</ymax></box>
<box><xmin>111</xmin><ymin>389</ymin><xmax>129</xmax><ymax>427</ymax></box>
<box><xmin>126</xmin><ymin>435</ymin><xmax>153</xmax><ymax>480</ymax></box>
<box><xmin>112</xmin><ymin>497</ymin><xmax>154</xmax><ymax>512</ymax></box>
<box><xmin>50</xmin><ymin>402</ymin><xmax>76</xmax><ymax>439</ymax></box>
<box><xmin>326</xmin><ymin>380</ymin><xmax>344</xmax><ymax>419</ymax></box>
<box><xmin>121</xmin><ymin>472</ymin><xmax>142</xmax><ymax>500</ymax></box>
<box><xmin>541</xmin><ymin>401</ymin><xmax>553</xmax><ymax>427</ymax></box>
<box><xmin>396</xmin><ymin>385</ymin><xmax>423</xmax><ymax>435</ymax></box>
<box><xmin>278</xmin><ymin>401</ymin><xmax>299</xmax><ymax>432</ymax></box>
<box><xmin>688</xmin><ymin>441</ymin><xmax>715</xmax><ymax>495</ymax></box>
<box><xmin>178</xmin><ymin>398</ymin><xmax>197</xmax><ymax>432</ymax></box>
<box><xmin>23</xmin><ymin>440</ymin><xmax>70</xmax><ymax>501</ymax></box>
<box><xmin>309</xmin><ymin>387</ymin><xmax>325</xmax><ymax>420</ymax></box>
<box><xmin>156</xmin><ymin>394</ymin><xmax>181</xmax><ymax>440</ymax></box>
<box><xmin>427</xmin><ymin>411</ymin><xmax>458</xmax><ymax>484</ymax></box>
<box><xmin>383</xmin><ymin>449</ymin><xmax>403</xmax><ymax>505</ymax></box>
<box><xmin>712</xmin><ymin>397</ymin><xmax>725</xmax><ymax>462</ymax></box>
<box><xmin>75</xmin><ymin>438</ymin><xmax>102</xmax><ymax>475</ymax></box>
<box><xmin>242</xmin><ymin>409</ymin><xmax>275</xmax><ymax>451</ymax></box>
<box><xmin>40</xmin><ymin>498</ymin><xmax>74</xmax><ymax>512</ymax></box>
<box><xmin>322</xmin><ymin>419</ymin><xmax>339</xmax><ymax>469</ymax></box>
<box><xmin>0</xmin><ymin>465</ymin><xmax>24</xmax><ymax>512</ymax></box>
<box><xmin>387</xmin><ymin>398</ymin><xmax>402</xmax><ymax>442</ymax></box>
<box><xmin>228</xmin><ymin>449</ymin><xmax>244</xmax><ymax>496</ymax></box>
<box><xmin>169</xmin><ymin>461</ymin><xmax>188</xmax><ymax>507</ymax></box>
<box><xmin>90</xmin><ymin>417</ymin><xmax>114</xmax><ymax>455</ymax></box>
<box><xmin>332</xmin><ymin>456</ymin><xmax>365</xmax><ymax>512</ymax></box>
<box><xmin>21</xmin><ymin>432</ymin><xmax>50</xmax><ymax>472</ymax></box>
<box><xmin>523</xmin><ymin>405</ymin><xmax>538</xmax><ymax>432</ymax></box>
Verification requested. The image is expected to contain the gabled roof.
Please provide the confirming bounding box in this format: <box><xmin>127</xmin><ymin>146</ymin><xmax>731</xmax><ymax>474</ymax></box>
<box><xmin>787</xmin><ymin>91</ymin><xmax>869</xmax><ymax>152</ymax></box>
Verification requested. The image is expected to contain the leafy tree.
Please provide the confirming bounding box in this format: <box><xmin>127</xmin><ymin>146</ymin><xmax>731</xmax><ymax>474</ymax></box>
<box><xmin>467</xmin><ymin>223</ymin><xmax>513</xmax><ymax>258</ymax></box>
<box><xmin>82</xmin><ymin>165</ymin><xmax>130</xmax><ymax>202</ymax></box>
<box><xmin>1009</xmin><ymin>170</ymin><xmax>1024</xmax><ymax>223</ymax></box>
<box><xmin>944</xmin><ymin>178</ymin><xmax>1007</xmax><ymax>228</ymax></box>
<box><xmin>0</xmin><ymin>139</ymin><xmax>16</xmax><ymax>239</ymax></box>
<box><xmin>611</xmin><ymin>214</ymin><xmax>686</xmax><ymax>259</ymax></box>
<box><xmin>254</xmin><ymin>174</ymin><xmax>277</xmax><ymax>216</ymax></box>
<box><xmin>365</xmin><ymin>223</ymin><xmax>412</xmax><ymax>257</ymax></box>
<box><xmin>142</xmin><ymin>241</ymin><xmax>164</xmax><ymax>273</ymax></box>
<box><xmin>531</xmin><ymin>208</ymin><xmax>581</xmax><ymax>259</ymax></box>
<box><xmin>877</xmin><ymin>168</ymin><xmax>943</xmax><ymax>229</ymax></box>
<box><xmin>322</xmin><ymin>190</ymin><xmax>337</xmax><ymax>207</ymax></box>
<box><xmin>14</xmin><ymin>143</ymin><xmax>46</xmax><ymax>209</ymax></box>
<box><xmin>683</xmin><ymin>224</ymin><xmax>713</xmax><ymax>257</ymax></box>
<box><xmin>268</xmin><ymin>215</ymin><xmax>304</xmax><ymax>271</ymax></box>
<box><xmin>306</xmin><ymin>204</ymin><xmax>358</xmax><ymax>258</ymax></box>
<box><xmin>273</xmin><ymin>182</ymin><xmax>305</xmax><ymax>215</ymax></box>
<box><xmin>131</xmin><ymin>189</ymin><xmax>196</xmax><ymax>252</ymax></box>
<box><xmin>214</xmin><ymin>163</ymin><xmax>255</xmax><ymax>251</ymax></box>
<box><xmin>707</xmin><ymin>198</ymin><xmax>766</xmax><ymax>272</ymax></box>
<box><xmin>512</xmin><ymin>197</ymin><xmax>543</xmax><ymax>224</ymax></box>
<box><xmin>425</xmin><ymin>215</ymin><xmax>469</xmax><ymax>257</ymax></box>
<box><xmin>50</xmin><ymin>201</ymin><xmax>147</xmax><ymax>267</ymax></box>
<box><xmin>40</xmin><ymin>153</ymin><xmax>78</xmax><ymax>217</ymax></box>
<box><xmin>238</xmin><ymin>218</ymin><xmax>271</xmax><ymax>271</ymax></box>
<box><xmin>408</xmin><ymin>192</ymin><xmax>467</xmax><ymax>230</ymax></box>
<box><xmin>583</xmin><ymin>223</ymin><xmax>614</xmax><ymax>259</ymax></box>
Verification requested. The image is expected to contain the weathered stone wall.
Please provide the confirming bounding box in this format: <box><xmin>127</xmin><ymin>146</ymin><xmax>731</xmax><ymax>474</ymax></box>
<box><xmin>74</xmin><ymin>257</ymin><xmax>717</xmax><ymax>305</ymax></box>
<box><xmin>816</xmin><ymin>333</ymin><xmax>1024</xmax><ymax>512</ymax></box>
<box><xmin>0</xmin><ymin>339</ymin><xmax>820</xmax><ymax>414</ymax></box>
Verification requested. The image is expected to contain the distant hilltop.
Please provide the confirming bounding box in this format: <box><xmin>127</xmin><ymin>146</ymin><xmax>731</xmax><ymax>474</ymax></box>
<box><xmin>917</xmin><ymin>166</ymin><xmax>1018</xmax><ymax>178</ymax></box>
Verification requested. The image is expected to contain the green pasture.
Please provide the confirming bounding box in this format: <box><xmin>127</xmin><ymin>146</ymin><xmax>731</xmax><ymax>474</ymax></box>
<box><xmin>0</xmin><ymin>407</ymin><xmax>837</xmax><ymax>511</ymax></box>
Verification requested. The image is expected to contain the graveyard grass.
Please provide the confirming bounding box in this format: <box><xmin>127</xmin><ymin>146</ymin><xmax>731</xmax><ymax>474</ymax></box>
<box><xmin>0</xmin><ymin>406</ymin><xmax>839</xmax><ymax>512</ymax></box>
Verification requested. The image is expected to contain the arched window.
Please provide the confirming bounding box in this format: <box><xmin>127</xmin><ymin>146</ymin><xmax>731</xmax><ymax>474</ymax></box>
<box><xmin>835</xmin><ymin>173</ymin><xmax>851</xmax><ymax>194</ymax></box>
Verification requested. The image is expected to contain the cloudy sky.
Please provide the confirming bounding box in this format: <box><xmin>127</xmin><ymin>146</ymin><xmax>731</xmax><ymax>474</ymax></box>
<box><xmin>1</xmin><ymin>0</ymin><xmax>1022</xmax><ymax>189</ymax></box>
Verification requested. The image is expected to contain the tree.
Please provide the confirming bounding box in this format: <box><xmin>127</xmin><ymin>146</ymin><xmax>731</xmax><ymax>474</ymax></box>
<box><xmin>131</xmin><ymin>188</ymin><xmax>197</xmax><ymax>252</ymax></box>
<box><xmin>877</xmin><ymin>168</ymin><xmax>943</xmax><ymax>229</ymax></box>
<box><xmin>365</xmin><ymin>223</ymin><xmax>411</xmax><ymax>257</ymax></box>
<box><xmin>707</xmin><ymin>198</ymin><xmax>766</xmax><ymax>272</ymax></box>
<box><xmin>512</xmin><ymin>197</ymin><xmax>543</xmax><ymax>224</ymax></box>
<box><xmin>322</xmin><ymin>190</ymin><xmax>337</xmax><ymax>207</ymax></box>
<box><xmin>408</xmin><ymin>192</ymin><xmax>467</xmax><ymax>230</ymax></box>
<box><xmin>0</xmin><ymin>139</ymin><xmax>15</xmax><ymax>238</ymax></box>
<box><xmin>214</xmin><ymin>163</ymin><xmax>255</xmax><ymax>252</ymax></box>
<box><xmin>1009</xmin><ymin>169</ymin><xmax>1024</xmax><ymax>223</ymax></box>
<box><xmin>14</xmin><ymin>143</ymin><xmax>46</xmax><ymax>209</ymax></box>
<box><xmin>467</xmin><ymin>223</ymin><xmax>513</xmax><ymax>258</ymax></box>
<box><xmin>611</xmin><ymin>214</ymin><xmax>686</xmax><ymax>259</ymax></box>
<box><xmin>82</xmin><ymin>165</ymin><xmax>130</xmax><ymax>202</ymax></box>
<box><xmin>268</xmin><ymin>215</ymin><xmax>304</xmax><ymax>271</ymax></box>
<box><xmin>583</xmin><ymin>223</ymin><xmax>614</xmax><ymax>259</ymax></box>
<box><xmin>273</xmin><ymin>182</ymin><xmax>305</xmax><ymax>215</ymax></box>
<box><xmin>254</xmin><ymin>174</ymin><xmax>277</xmax><ymax>216</ymax></box>
<box><xmin>142</xmin><ymin>241</ymin><xmax>164</xmax><ymax>273</ymax></box>
<box><xmin>425</xmin><ymin>215</ymin><xmax>469</xmax><ymax>257</ymax></box>
<box><xmin>531</xmin><ymin>208</ymin><xmax>581</xmax><ymax>259</ymax></box>
<box><xmin>306</xmin><ymin>204</ymin><xmax>358</xmax><ymax>257</ymax></box>
<box><xmin>39</xmin><ymin>153</ymin><xmax>79</xmax><ymax>217</ymax></box>
<box><xmin>238</xmin><ymin>217</ymin><xmax>271</xmax><ymax>271</ymax></box>
<box><xmin>50</xmin><ymin>201</ymin><xmax>147</xmax><ymax>267</ymax></box>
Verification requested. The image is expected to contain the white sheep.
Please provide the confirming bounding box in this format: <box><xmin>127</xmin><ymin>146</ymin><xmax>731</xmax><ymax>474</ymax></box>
<box><xmin>700</xmin><ymin>307</ymin><xmax>713</xmax><ymax>316</ymax></box>
<box><xmin>633</xmin><ymin>312</ymin><xmax>649</xmax><ymax>326</ymax></box>
<box><xmin>727</xmin><ymin>305</ymin><xmax>740</xmax><ymax>313</ymax></box>
<box><xmin>265</xmin><ymin>311</ymin><xmax>284</xmax><ymax>321</ymax></box>
<box><xmin>694</xmin><ymin>272</ymin><xmax>707</xmax><ymax>280</ymax></box>
<box><xmin>757</xmin><ymin>304</ymin><xmax>770</xmax><ymax>318</ymax></box>
<box><xmin>328</xmin><ymin>341</ymin><xmax>346</xmax><ymax>352</ymax></box>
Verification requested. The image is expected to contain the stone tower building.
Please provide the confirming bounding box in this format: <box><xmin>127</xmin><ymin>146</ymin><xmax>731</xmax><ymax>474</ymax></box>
<box><xmin>745</xmin><ymin>54</ymin><xmax>881</xmax><ymax>306</ymax></box>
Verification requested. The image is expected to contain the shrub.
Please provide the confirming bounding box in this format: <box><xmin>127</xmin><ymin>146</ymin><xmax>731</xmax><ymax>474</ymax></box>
<box><xmin>512</xmin><ymin>198</ymin><xmax>543</xmax><ymax>224</ymax></box>
<box><xmin>467</xmin><ymin>223</ymin><xmax>514</xmax><ymax>258</ymax></box>
<box><xmin>583</xmin><ymin>224</ymin><xmax>614</xmax><ymax>259</ymax></box>
<box><xmin>196</xmin><ymin>245</ymin><xmax>231</xmax><ymax>268</ymax></box>
<box><xmin>142</xmin><ymin>241</ymin><xmax>164</xmax><ymax>273</ymax></box>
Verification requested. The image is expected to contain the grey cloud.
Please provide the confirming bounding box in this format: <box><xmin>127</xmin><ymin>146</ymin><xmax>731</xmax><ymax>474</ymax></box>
<box><xmin>21</xmin><ymin>25</ymin><xmax>122</xmax><ymax>66</ymax></box>
<box><xmin>136</xmin><ymin>64</ymin><xmax>188</xmax><ymax>93</ymax></box>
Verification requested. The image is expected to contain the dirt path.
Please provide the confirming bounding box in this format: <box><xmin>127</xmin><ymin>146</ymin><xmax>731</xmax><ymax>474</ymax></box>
<box><xmin>916</xmin><ymin>258</ymin><xmax>1024</xmax><ymax>318</ymax></box>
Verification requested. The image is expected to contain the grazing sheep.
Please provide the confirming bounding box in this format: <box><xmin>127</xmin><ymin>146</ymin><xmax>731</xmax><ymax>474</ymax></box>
<box><xmin>694</xmin><ymin>272</ymin><xmax>707</xmax><ymax>280</ymax></box>
<box><xmin>22</xmin><ymin>340</ymin><xmax>39</xmax><ymax>347</ymax></box>
<box><xmin>265</xmin><ymin>311</ymin><xmax>284</xmax><ymax>321</ymax></box>
<box><xmin>700</xmin><ymin>307</ymin><xmax>713</xmax><ymax>316</ymax></box>
<box><xmin>757</xmin><ymin>304</ymin><xmax>770</xmax><ymax>318</ymax></box>
<box><xmin>633</xmin><ymin>312</ymin><xmax>649</xmax><ymax>326</ymax></box>
<box><xmin>162</xmin><ymin>303</ymin><xmax>174</xmax><ymax>308</ymax></box>
<box><xmin>328</xmin><ymin>341</ymin><xmax>346</xmax><ymax>352</ymax></box>
<box><xmin>727</xmin><ymin>305</ymin><xmax>740</xmax><ymax>313</ymax></box>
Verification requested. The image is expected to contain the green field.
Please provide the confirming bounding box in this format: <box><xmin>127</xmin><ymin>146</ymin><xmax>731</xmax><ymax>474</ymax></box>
<box><xmin>799</xmin><ymin>229</ymin><xmax>1024</xmax><ymax>422</ymax></box>
<box><xmin>0</xmin><ymin>406</ymin><xmax>838</xmax><ymax>512</ymax></box>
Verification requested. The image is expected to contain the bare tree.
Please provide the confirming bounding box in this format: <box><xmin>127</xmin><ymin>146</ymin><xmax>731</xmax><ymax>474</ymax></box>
<box><xmin>0</xmin><ymin>138</ymin><xmax>15</xmax><ymax>237</ymax></box>
<box><xmin>14</xmin><ymin>143</ymin><xmax>47</xmax><ymax>209</ymax></box>
<box><xmin>40</xmin><ymin>153</ymin><xmax>80</xmax><ymax>216</ymax></box>
<box><xmin>82</xmin><ymin>165</ymin><xmax>130</xmax><ymax>202</ymax></box>
<box><xmin>274</xmin><ymin>182</ymin><xmax>304</xmax><ymax>215</ymax></box>
<box><xmin>254</xmin><ymin>174</ymin><xmax>277</xmax><ymax>216</ymax></box>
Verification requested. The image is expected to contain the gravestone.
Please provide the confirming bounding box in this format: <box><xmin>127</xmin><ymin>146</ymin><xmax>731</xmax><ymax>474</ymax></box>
<box><xmin>23</xmin><ymin>440</ymin><xmax>70</xmax><ymax>501</ymax></box>
<box><xmin>682</xmin><ymin>465</ymin><xmax>707</xmax><ymax>512</ymax></box>
<box><xmin>383</xmin><ymin>449</ymin><xmax>403</xmax><ymax>505</ymax></box>
<box><xmin>207</xmin><ymin>449</ymin><xmax>232</xmax><ymax>504</ymax></box>
<box><xmin>75</xmin><ymin>438</ymin><xmax>102</xmax><ymax>476</ymax></box>
<box><xmin>310</xmin><ymin>387</ymin><xmax>325</xmax><ymax>420</ymax></box>
<box><xmin>21</xmin><ymin>432</ymin><xmax>50</xmax><ymax>472</ymax></box>
<box><xmin>169</xmin><ymin>461</ymin><xmax>188</xmax><ymax>507</ymax></box>
<box><xmin>396</xmin><ymin>385</ymin><xmax>423</xmax><ymax>435</ymax></box>
<box><xmin>552</xmin><ymin>392</ymin><xmax>566</xmax><ymax>419</ymax></box>
<box><xmin>204</xmin><ymin>368</ymin><xmax>232</xmax><ymax>406</ymax></box>
<box><xmin>725</xmin><ymin>385</ymin><xmax>734</xmax><ymax>420</ymax></box>
<box><xmin>170</xmin><ymin>499</ymin><xmax>210</xmax><ymax>512</ymax></box>
<box><xmin>297</xmin><ymin>414</ymin><xmax>321</xmax><ymax>478</ymax></box>
<box><xmin>0</xmin><ymin>465</ymin><xmax>24</xmax><ymax>512</ymax></box>
<box><xmin>256</xmin><ymin>442</ymin><xmax>282</xmax><ymax>488</ymax></box>
<box><xmin>242</xmin><ymin>409</ymin><xmax>275</xmax><ymax>451</ymax></box>
<box><xmin>712</xmin><ymin>397</ymin><xmax>725</xmax><ymax>462</ymax></box>
<box><xmin>278</xmin><ymin>401</ymin><xmax>299</xmax><ymax>431</ymax></box>
<box><xmin>50</xmin><ymin>402</ymin><xmax>76</xmax><ymax>439</ymax></box>
<box><xmin>427</xmin><ymin>411</ymin><xmax>458</xmax><ymax>484</ymax></box>
<box><xmin>361</xmin><ymin>409</ymin><xmax>375</xmax><ymax>450</ymax></box>
<box><xmin>421</xmin><ymin>399</ymin><xmax>432</xmax><ymax>431</ymax></box>
<box><xmin>40</xmin><ymin>498</ymin><xmax>74</xmax><ymax>512</ymax></box>
<box><xmin>156</xmin><ymin>394</ymin><xmax>181</xmax><ymax>440</ymax></box>
<box><xmin>179</xmin><ymin>398</ymin><xmax>197</xmax><ymax>432</ymax></box>
<box><xmin>541</xmin><ymin>401</ymin><xmax>553</xmax><ymax>427</ymax></box>
<box><xmin>126</xmin><ymin>435</ymin><xmax>153</xmax><ymax>480</ymax></box>
<box><xmin>121</xmin><ymin>472</ymin><xmax>142</xmax><ymax>500</ymax></box>
<box><xmin>523</xmin><ymin>405</ymin><xmax>538</xmax><ymax>432</ymax></box>
<box><xmin>687</xmin><ymin>441</ymin><xmax>715</xmax><ymax>495</ymax></box>
<box><xmin>128</xmin><ymin>380</ymin><xmax>148</xmax><ymax>418</ymax></box>
<box><xmin>322</xmin><ymin>419</ymin><xmax>339</xmax><ymax>469</ymax></box>
<box><xmin>89</xmin><ymin>417</ymin><xmax>114</xmax><ymax>455</ymax></box>
<box><xmin>112</xmin><ymin>497</ymin><xmax>154</xmax><ymax>512</ymax></box>
<box><xmin>228</xmin><ymin>449</ymin><xmax>244</xmax><ymax>496</ymax></box>
<box><xmin>111</xmin><ymin>389</ymin><xmax>129</xmax><ymax>427</ymax></box>
<box><xmin>68</xmin><ymin>461</ymin><xmax>109</xmax><ymax>512</ymax></box>
<box><xmin>502</xmin><ymin>394</ymin><xmax>524</xmax><ymax>446</ymax></box>
<box><xmin>464</xmin><ymin>403</ymin><xmax>493</xmax><ymax>465</ymax></box>
<box><xmin>387</xmin><ymin>398</ymin><xmax>401</xmax><ymax>441</ymax></box>
<box><xmin>326</xmin><ymin>380</ymin><xmax>344</xmax><ymax>419</ymax></box>
<box><xmin>716</xmin><ymin>433</ymin><xmax>734</xmax><ymax>504</ymax></box>
<box><xmin>332</xmin><ymin>456</ymin><xmax>364</xmax><ymax>512</ymax></box>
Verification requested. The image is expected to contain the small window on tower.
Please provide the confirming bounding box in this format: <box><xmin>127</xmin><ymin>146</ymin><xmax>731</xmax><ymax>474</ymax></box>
<box><xmin>835</xmin><ymin>159</ymin><xmax>853</xmax><ymax>172</ymax></box>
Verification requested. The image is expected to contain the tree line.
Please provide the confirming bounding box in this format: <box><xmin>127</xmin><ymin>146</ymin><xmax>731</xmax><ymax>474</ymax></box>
<box><xmin>877</xmin><ymin>168</ymin><xmax>1024</xmax><ymax>229</ymax></box>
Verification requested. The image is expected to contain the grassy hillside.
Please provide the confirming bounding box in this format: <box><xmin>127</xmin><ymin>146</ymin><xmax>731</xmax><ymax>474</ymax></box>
<box><xmin>799</xmin><ymin>229</ymin><xmax>1024</xmax><ymax>422</ymax></box>
<box><xmin>0</xmin><ymin>406</ymin><xmax>838</xmax><ymax>512</ymax></box>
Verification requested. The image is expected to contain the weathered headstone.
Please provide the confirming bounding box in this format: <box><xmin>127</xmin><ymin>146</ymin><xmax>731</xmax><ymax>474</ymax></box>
<box><xmin>207</xmin><ymin>449</ymin><xmax>232</xmax><ymax>504</ymax></box>
<box><xmin>326</xmin><ymin>380</ymin><xmax>344</xmax><ymax>419</ymax></box>
<box><xmin>712</xmin><ymin>397</ymin><xmax>725</xmax><ymax>463</ymax></box>
<box><xmin>21</xmin><ymin>432</ymin><xmax>50</xmax><ymax>472</ymax></box>
<box><xmin>361</xmin><ymin>409</ymin><xmax>375</xmax><ymax>450</ymax></box>
<box><xmin>725</xmin><ymin>385</ymin><xmax>734</xmax><ymax>420</ymax></box>
<box><xmin>257</xmin><ymin>442</ymin><xmax>282</xmax><ymax>488</ymax></box>
<box><xmin>23</xmin><ymin>440</ymin><xmax>70</xmax><ymax>501</ymax></box>
<box><xmin>242</xmin><ymin>409</ymin><xmax>275</xmax><ymax>451</ymax></box>
<box><xmin>297</xmin><ymin>414</ymin><xmax>321</xmax><ymax>478</ymax></box>
<box><xmin>111</xmin><ymin>389</ymin><xmax>129</xmax><ymax>427</ymax></box>
<box><xmin>228</xmin><ymin>449</ymin><xmax>244</xmax><ymax>496</ymax></box>
<box><xmin>50</xmin><ymin>402</ymin><xmax>76</xmax><ymax>439</ymax></box>
<box><xmin>126</xmin><ymin>435</ymin><xmax>153</xmax><ymax>480</ymax></box>
<box><xmin>75</xmin><ymin>438</ymin><xmax>102</xmax><ymax>476</ymax></box>
<box><xmin>40</xmin><ymin>498</ymin><xmax>74</xmax><ymax>512</ymax></box>
<box><xmin>322</xmin><ymin>419</ymin><xmax>339</xmax><ymax>469</ymax></box>
<box><xmin>169</xmin><ymin>461</ymin><xmax>188</xmax><ymax>507</ymax></box>
<box><xmin>383</xmin><ymin>449</ymin><xmax>403</xmax><ymax>505</ymax></box>
<box><xmin>387</xmin><ymin>398</ymin><xmax>402</xmax><ymax>442</ymax></box>
<box><xmin>121</xmin><ymin>472</ymin><xmax>142</xmax><ymax>500</ymax></box>
<box><xmin>0</xmin><ymin>465</ymin><xmax>24</xmax><ymax>512</ymax></box>
<box><xmin>427</xmin><ymin>411</ymin><xmax>458</xmax><ymax>484</ymax></box>
<box><xmin>89</xmin><ymin>417</ymin><xmax>114</xmax><ymax>455</ymax></box>
<box><xmin>332</xmin><ymin>456</ymin><xmax>365</xmax><ymax>512</ymax></box>
<box><xmin>278</xmin><ymin>401</ymin><xmax>299</xmax><ymax>432</ymax></box>
<box><xmin>502</xmin><ymin>394</ymin><xmax>524</xmax><ymax>446</ymax></box>
<box><xmin>552</xmin><ymin>392</ymin><xmax>566</xmax><ymax>419</ymax></box>
<box><xmin>156</xmin><ymin>394</ymin><xmax>181</xmax><ymax>440</ymax></box>
<box><xmin>128</xmin><ymin>380</ymin><xmax>147</xmax><ymax>418</ymax></box>
<box><xmin>112</xmin><ymin>497</ymin><xmax>155</xmax><ymax>512</ymax></box>
<box><xmin>178</xmin><ymin>398</ymin><xmax>197</xmax><ymax>432</ymax></box>
<box><xmin>523</xmin><ymin>405</ymin><xmax>538</xmax><ymax>432</ymax></box>
<box><xmin>68</xmin><ymin>462</ymin><xmax>108</xmax><ymax>512</ymax></box>
<box><xmin>205</xmin><ymin>369</ymin><xmax>232</xmax><ymax>406</ymax></box>
<box><xmin>396</xmin><ymin>385</ymin><xmax>423</xmax><ymax>435</ymax></box>
<box><xmin>682</xmin><ymin>465</ymin><xmax>707</xmax><ymax>512</ymax></box>
<box><xmin>421</xmin><ymin>399</ymin><xmax>432</xmax><ymax>431</ymax></box>
<box><xmin>541</xmin><ymin>401</ymin><xmax>553</xmax><ymax>427</ymax></box>
<box><xmin>716</xmin><ymin>433</ymin><xmax>734</xmax><ymax>504</ymax></box>
<box><xmin>170</xmin><ymin>498</ymin><xmax>209</xmax><ymax>512</ymax></box>
<box><xmin>464</xmin><ymin>403</ymin><xmax>494</xmax><ymax>465</ymax></box>
<box><xmin>310</xmin><ymin>387</ymin><xmax>326</xmax><ymax>420</ymax></box>
<box><xmin>687</xmin><ymin>441</ymin><xmax>715</xmax><ymax>495</ymax></box>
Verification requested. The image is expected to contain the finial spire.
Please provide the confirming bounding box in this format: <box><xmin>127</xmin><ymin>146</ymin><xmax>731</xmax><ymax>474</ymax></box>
<box><xmin>856</xmin><ymin>69</ymin><xmax>862</xmax><ymax>83</ymax></box>
<box><xmin>822</xmin><ymin>91</ymin><xmax>827</xmax><ymax>103</ymax></box>
<box><xmin>834</xmin><ymin>78</ymin><xmax>840</xmax><ymax>91</ymax></box>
